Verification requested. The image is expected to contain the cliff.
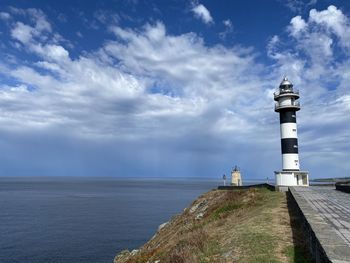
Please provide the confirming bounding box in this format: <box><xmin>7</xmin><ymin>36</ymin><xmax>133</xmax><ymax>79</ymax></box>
<box><xmin>114</xmin><ymin>188</ymin><xmax>310</xmax><ymax>263</ymax></box>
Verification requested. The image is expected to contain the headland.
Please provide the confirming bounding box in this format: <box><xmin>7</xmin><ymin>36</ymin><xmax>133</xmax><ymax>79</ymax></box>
<box><xmin>114</xmin><ymin>187</ymin><xmax>310</xmax><ymax>262</ymax></box>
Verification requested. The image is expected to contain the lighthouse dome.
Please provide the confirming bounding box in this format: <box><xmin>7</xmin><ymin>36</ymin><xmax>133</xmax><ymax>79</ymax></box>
<box><xmin>279</xmin><ymin>77</ymin><xmax>293</xmax><ymax>93</ymax></box>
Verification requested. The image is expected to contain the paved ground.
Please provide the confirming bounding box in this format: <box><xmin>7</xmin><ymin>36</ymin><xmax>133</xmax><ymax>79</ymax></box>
<box><xmin>291</xmin><ymin>186</ymin><xmax>350</xmax><ymax>262</ymax></box>
<box><xmin>294</xmin><ymin>186</ymin><xmax>350</xmax><ymax>246</ymax></box>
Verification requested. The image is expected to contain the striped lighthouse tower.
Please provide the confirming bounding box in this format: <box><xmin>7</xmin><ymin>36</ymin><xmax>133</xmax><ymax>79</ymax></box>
<box><xmin>274</xmin><ymin>77</ymin><xmax>309</xmax><ymax>191</ymax></box>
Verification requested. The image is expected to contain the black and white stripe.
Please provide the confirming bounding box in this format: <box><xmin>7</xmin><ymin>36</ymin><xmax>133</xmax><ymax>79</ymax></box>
<box><xmin>279</xmin><ymin>109</ymin><xmax>299</xmax><ymax>170</ymax></box>
<box><xmin>274</xmin><ymin>77</ymin><xmax>309</xmax><ymax>190</ymax></box>
<box><xmin>274</xmin><ymin>78</ymin><xmax>300</xmax><ymax>171</ymax></box>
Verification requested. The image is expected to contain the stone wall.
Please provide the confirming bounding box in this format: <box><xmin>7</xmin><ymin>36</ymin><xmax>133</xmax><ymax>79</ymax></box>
<box><xmin>335</xmin><ymin>182</ymin><xmax>350</xmax><ymax>194</ymax></box>
<box><xmin>289</xmin><ymin>187</ymin><xmax>350</xmax><ymax>263</ymax></box>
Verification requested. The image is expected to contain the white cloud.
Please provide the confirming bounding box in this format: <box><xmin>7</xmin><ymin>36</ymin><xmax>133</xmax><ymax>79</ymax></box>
<box><xmin>93</xmin><ymin>9</ymin><xmax>119</xmax><ymax>25</ymax></box>
<box><xmin>9</xmin><ymin>8</ymin><xmax>72</xmax><ymax>62</ymax></box>
<box><xmin>11</xmin><ymin>22</ymin><xmax>33</xmax><ymax>43</ymax></box>
<box><xmin>2</xmin><ymin>5</ymin><xmax>350</xmax><ymax>177</ymax></box>
<box><xmin>267</xmin><ymin>5</ymin><xmax>350</xmax><ymax>177</ymax></box>
<box><xmin>27</xmin><ymin>8</ymin><xmax>51</xmax><ymax>32</ymax></box>
<box><xmin>34</xmin><ymin>44</ymin><xmax>70</xmax><ymax>62</ymax></box>
<box><xmin>10</xmin><ymin>8</ymin><xmax>52</xmax><ymax>45</ymax></box>
<box><xmin>283</xmin><ymin>0</ymin><xmax>317</xmax><ymax>13</ymax></box>
<box><xmin>9</xmin><ymin>8</ymin><xmax>51</xmax><ymax>33</ymax></box>
<box><xmin>3</xmin><ymin>15</ymin><xmax>268</xmax><ymax>148</ymax></box>
<box><xmin>286</xmin><ymin>5</ymin><xmax>350</xmax><ymax>52</ymax></box>
<box><xmin>191</xmin><ymin>4</ymin><xmax>213</xmax><ymax>24</ymax></box>
<box><xmin>220</xmin><ymin>19</ymin><xmax>233</xmax><ymax>39</ymax></box>
<box><xmin>105</xmin><ymin>21</ymin><xmax>260</xmax><ymax>103</ymax></box>
<box><xmin>0</xmin><ymin>12</ymin><xmax>11</xmax><ymax>20</ymax></box>
<box><xmin>309</xmin><ymin>5</ymin><xmax>345</xmax><ymax>33</ymax></box>
<box><xmin>272</xmin><ymin>5</ymin><xmax>350</xmax><ymax>81</ymax></box>
<box><xmin>289</xmin><ymin>16</ymin><xmax>307</xmax><ymax>36</ymax></box>
<box><xmin>309</xmin><ymin>5</ymin><xmax>350</xmax><ymax>49</ymax></box>
<box><xmin>223</xmin><ymin>19</ymin><xmax>232</xmax><ymax>28</ymax></box>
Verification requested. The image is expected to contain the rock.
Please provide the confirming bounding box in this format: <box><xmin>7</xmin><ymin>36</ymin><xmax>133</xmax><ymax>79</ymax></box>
<box><xmin>157</xmin><ymin>222</ymin><xmax>168</xmax><ymax>232</ymax></box>
<box><xmin>189</xmin><ymin>200</ymin><xmax>208</xmax><ymax>214</ymax></box>
<box><xmin>201</xmin><ymin>204</ymin><xmax>208</xmax><ymax>213</ymax></box>
<box><xmin>195</xmin><ymin>212</ymin><xmax>204</xmax><ymax>220</ymax></box>
<box><xmin>114</xmin><ymin>250</ymin><xmax>131</xmax><ymax>263</ymax></box>
<box><xmin>189</xmin><ymin>203</ymin><xmax>200</xmax><ymax>214</ymax></box>
<box><xmin>131</xmin><ymin>249</ymin><xmax>139</xmax><ymax>256</ymax></box>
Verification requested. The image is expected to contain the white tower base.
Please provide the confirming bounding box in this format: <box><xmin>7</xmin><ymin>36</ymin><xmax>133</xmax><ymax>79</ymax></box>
<box><xmin>274</xmin><ymin>171</ymin><xmax>309</xmax><ymax>192</ymax></box>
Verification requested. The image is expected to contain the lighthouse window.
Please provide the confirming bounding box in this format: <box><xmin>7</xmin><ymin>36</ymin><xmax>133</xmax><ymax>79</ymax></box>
<box><xmin>292</xmin><ymin>129</ymin><xmax>296</xmax><ymax>131</ymax></box>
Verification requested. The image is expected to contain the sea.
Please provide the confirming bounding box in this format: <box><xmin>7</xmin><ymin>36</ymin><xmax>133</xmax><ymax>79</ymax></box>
<box><xmin>0</xmin><ymin>177</ymin><xmax>268</xmax><ymax>263</ymax></box>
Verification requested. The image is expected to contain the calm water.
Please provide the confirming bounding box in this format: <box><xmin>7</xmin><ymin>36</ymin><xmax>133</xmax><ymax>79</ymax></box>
<box><xmin>0</xmin><ymin>177</ymin><xmax>221</xmax><ymax>263</ymax></box>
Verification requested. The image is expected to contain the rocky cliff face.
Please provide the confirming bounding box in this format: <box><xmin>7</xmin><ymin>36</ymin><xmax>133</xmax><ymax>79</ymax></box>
<box><xmin>114</xmin><ymin>188</ymin><xmax>309</xmax><ymax>263</ymax></box>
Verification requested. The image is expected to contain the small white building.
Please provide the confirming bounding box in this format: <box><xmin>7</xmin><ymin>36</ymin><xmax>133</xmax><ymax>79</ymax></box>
<box><xmin>231</xmin><ymin>166</ymin><xmax>242</xmax><ymax>186</ymax></box>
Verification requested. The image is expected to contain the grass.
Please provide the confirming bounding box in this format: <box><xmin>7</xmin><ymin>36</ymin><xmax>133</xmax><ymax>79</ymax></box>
<box><xmin>115</xmin><ymin>188</ymin><xmax>311</xmax><ymax>263</ymax></box>
<box><xmin>212</xmin><ymin>202</ymin><xmax>243</xmax><ymax>219</ymax></box>
<box><xmin>284</xmin><ymin>244</ymin><xmax>310</xmax><ymax>263</ymax></box>
<box><xmin>162</xmin><ymin>229</ymin><xmax>221</xmax><ymax>263</ymax></box>
<box><xmin>231</xmin><ymin>191</ymin><xmax>281</xmax><ymax>262</ymax></box>
<box><xmin>234</xmin><ymin>227</ymin><xmax>278</xmax><ymax>262</ymax></box>
<box><xmin>198</xmin><ymin>240</ymin><xmax>221</xmax><ymax>263</ymax></box>
<box><xmin>228</xmin><ymin>189</ymin><xmax>311</xmax><ymax>263</ymax></box>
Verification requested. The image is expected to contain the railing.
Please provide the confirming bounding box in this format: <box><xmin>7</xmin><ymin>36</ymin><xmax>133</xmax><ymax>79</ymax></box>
<box><xmin>335</xmin><ymin>181</ymin><xmax>350</xmax><ymax>194</ymax></box>
<box><xmin>275</xmin><ymin>101</ymin><xmax>300</xmax><ymax>111</ymax></box>
<box><xmin>274</xmin><ymin>89</ymin><xmax>299</xmax><ymax>98</ymax></box>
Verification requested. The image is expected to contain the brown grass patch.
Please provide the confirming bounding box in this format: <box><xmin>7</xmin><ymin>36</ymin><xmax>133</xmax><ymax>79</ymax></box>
<box><xmin>115</xmin><ymin>188</ymin><xmax>311</xmax><ymax>263</ymax></box>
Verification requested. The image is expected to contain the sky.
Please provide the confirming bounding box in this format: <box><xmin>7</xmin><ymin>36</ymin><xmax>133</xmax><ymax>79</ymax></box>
<box><xmin>0</xmin><ymin>0</ymin><xmax>350</xmax><ymax>179</ymax></box>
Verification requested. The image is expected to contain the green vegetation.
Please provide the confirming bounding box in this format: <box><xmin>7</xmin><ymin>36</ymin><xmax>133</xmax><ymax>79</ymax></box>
<box><xmin>226</xmin><ymin>189</ymin><xmax>311</xmax><ymax>263</ymax></box>
<box><xmin>284</xmin><ymin>245</ymin><xmax>310</xmax><ymax>263</ymax></box>
<box><xmin>114</xmin><ymin>188</ymin><xmax>311</xmax><ymax>263</ymax></box>
<box><xmin>212</xmin><ymin>202</ymin><xmax>243</xmax><ymax>219</ymax></box>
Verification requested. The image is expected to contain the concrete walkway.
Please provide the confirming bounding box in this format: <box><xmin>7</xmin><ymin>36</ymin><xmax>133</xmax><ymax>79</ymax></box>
<box><xmin>290</xmin><ymin>186</ymin><xmax>350</xmax><ymax>262</ymax></box>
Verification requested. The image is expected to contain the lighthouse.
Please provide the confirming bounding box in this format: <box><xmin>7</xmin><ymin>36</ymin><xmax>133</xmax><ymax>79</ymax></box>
<box><xmin>274</xmin><ymin>77</ymin><xmax>309</xmax><ymax>191</ymax></box>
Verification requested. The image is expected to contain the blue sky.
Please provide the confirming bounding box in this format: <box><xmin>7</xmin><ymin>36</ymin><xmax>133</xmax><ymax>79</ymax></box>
<box><xmin>0</xmin><ymin>0</ymin><xmax>350</xmax><ymax>179</ymax></box>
